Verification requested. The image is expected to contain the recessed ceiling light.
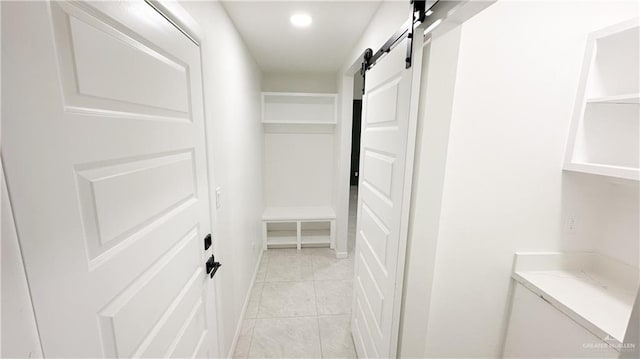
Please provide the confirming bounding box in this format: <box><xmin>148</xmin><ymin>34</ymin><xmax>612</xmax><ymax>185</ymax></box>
<box><xmin>290</xmin><ymin>13</ymin><xmax>312</xmax><ymax>27</ymax></box>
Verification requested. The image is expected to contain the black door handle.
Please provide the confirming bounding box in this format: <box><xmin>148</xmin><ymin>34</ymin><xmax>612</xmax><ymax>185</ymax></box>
<box><xmin>210</xmin><ymin>261</ymin><xmax>221</xmax><ymax>278</ymax></box>
<box><xmin>205</xmin><ymin>255</ymin><xmax>221</xmax><ymax>278</ymax></box>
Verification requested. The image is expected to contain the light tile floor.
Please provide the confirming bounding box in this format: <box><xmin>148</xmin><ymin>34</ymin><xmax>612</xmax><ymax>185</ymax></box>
<box><xmin>234</xmin><ymin>248</ymin><xmax>355</xmax><ymax>358</ymax></box>
<box><xmin>234</xmin><ymin>187</ymin><xmax>359</xmax><ymax>359</ymax></box>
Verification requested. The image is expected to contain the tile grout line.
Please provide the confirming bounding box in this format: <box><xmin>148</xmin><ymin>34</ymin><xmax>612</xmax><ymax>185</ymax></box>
<box><xmin>255</xmin><ymin>312</ymin><xmax>351</xmax><ymax>320</ymax></box>
<box><xmin>312</xmin><ymin>277</ymin><xmax>324</xmax><ymax>359</ymax></box>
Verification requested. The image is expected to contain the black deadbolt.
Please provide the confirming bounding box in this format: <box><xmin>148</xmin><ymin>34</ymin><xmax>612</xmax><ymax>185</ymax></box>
<box><xmin>204</xmin><ymin>234</ymin><xmax>212</xmax><ymax>250</ymax></box>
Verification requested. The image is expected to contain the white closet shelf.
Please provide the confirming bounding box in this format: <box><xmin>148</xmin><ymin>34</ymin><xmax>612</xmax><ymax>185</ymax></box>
<box><xmin>266</xmin><ymin>237</ymin><xmax>299</xmax><ymax>246</ymax></box>
<box><xmin>563</xmin><ymin>162</ymin><xmax>639</xmax><ymax>181</ymax></box>
<box><xmin>564</xmin><ymin>20</ymin><xmax>639</xmax><ymax>181</ymax></box>
<box><xmin>262</xmin><ymin>92</ymin><xmax>338</xmax><ymax>125</ymax></box>
<box><xmin>586</xmin><ymin>93</ymin><xmax>640</xmax><ymax>104</ymax></box>
<box><xmin>301</xmin><ymin>239</ymin><xmax>332</xmax><ymax>246</ymax></box>
<box><xmin>512</xmin><ymin>252</ymin><xmax>639</xmax><ymax>346</ymax></box>
<box><xmin>263</xmin><ymin>206</ymin><xmax>336</xmax><ymax>221</ymax></box>
<box><xmin>263</xmin><ymin>92</ymin><xmax>337</xmax><ymax>101</ymax></box>
<box><xmin>262</xmin><ymin>121</ymin><xmax>336</xmax><ymax>125</ymax></box>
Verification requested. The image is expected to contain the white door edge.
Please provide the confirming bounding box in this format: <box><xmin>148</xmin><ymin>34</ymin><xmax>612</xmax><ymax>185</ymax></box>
<box><xmin>388</xmin><ymin>33</ymin><xmax>425</xmax><ymax>358</ymax></box>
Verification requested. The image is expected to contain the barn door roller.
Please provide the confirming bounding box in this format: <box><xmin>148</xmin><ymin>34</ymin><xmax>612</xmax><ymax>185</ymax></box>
<box><xmin>360</xmin><ymin>0</ymin><xmax>439</xmax><ymax>90</ymax></box>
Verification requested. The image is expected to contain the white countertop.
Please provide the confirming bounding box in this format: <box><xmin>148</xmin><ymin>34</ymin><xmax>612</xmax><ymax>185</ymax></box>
<box><xmin>512</xmin><ymin>252</ymin><xmax>639</xmax><ymax>345</ymax></box>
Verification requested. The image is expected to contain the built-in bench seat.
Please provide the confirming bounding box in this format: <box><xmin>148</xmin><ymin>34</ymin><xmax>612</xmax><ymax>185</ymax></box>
<box><xmin>262</xmin><ymin>206</ymin><xmax>336</xmax><ymax>250</ymax></box>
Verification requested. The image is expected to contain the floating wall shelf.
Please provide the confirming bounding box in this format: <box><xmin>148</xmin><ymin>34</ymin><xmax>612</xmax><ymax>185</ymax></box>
<box><xmin>586</xmin><ymin>93</ymin><xmax>639</xmax><ymax>105</ymax></box>
<box><xmin>261</xmin><ymin>92</ymin><xmax>338</xmax><ymax>125</ymax></box>
<box><xmin>564</xmin><ymin>19</ymin><xmax>640</xmax><ymax>181</ymax></box>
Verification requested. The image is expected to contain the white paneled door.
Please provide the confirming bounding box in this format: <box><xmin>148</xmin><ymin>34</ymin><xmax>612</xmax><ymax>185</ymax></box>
<box><xmin>2</xmin><ymin>1</ymin><xmax>217</xmax><ymax>358</ymax></box>
<box><xmin>351</xmin><ymin>36</ymin><xmax>423</xmax><ymax>358</ymax></box>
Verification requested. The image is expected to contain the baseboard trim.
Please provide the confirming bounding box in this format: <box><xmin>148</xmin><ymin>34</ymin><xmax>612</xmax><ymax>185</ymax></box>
<box><xmin>335</xmin><ymin>251</ymin><xmax>349</xmax><ymax>259</ymax></box>
<box><xmin>227</xmin><ymin>249</ymin><xmax>264</xmax><ymax>358</ymax></box>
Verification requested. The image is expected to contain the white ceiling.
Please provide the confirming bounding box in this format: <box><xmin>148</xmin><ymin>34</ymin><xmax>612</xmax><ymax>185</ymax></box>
<box><xmin>221</xmin><ymin>1</ymin><xmax>382</xmax><ymax>73</ymax></box>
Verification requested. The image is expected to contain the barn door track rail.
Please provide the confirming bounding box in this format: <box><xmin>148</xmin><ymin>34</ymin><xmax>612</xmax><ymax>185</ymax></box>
<box><xmin>360</xmin><ymin>0</ymin><xmax>461</xmax><ymax>87</ymax></box>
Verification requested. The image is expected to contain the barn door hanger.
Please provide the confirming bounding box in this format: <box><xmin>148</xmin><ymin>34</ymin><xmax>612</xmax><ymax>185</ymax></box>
<box><xmin>360</xmin><ymin>48</ymin><xmax>373</xmax><ymax>95</ymax></box>
<box><xmin>360</xmin><ymin>0</ymin><xmax>438</xmax><ymax>77</ymax></box>
<box><xmin>406</xmin><ymin>0</ymin><xmax>428</xmax><ymax>68</ymax></box>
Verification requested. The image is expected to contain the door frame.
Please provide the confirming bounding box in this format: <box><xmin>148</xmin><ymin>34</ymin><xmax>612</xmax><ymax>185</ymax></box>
<box><xmin>335</xmin><ymin>0</ymin><xmax>497</xmax><ymax>354</ymax></box>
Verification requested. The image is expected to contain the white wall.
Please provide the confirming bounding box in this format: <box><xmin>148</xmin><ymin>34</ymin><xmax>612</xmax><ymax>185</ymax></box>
<box><xmin>180</xmin><ymin>1</ymin><xmax>264</xmax><ymax>356</ymax></box>
<box><xmin>597</xmin><ymin>181</ymin><xmax>639</xmax><ymax>267</ymax></box>
<box><xmin>261</xmin><ymin>73</ymin><xmax>338</xmax><ymax>211</ymax></box>
<box><xmin>262</xmin><ymin>72</ymin><xmax>337</xmax><ymax>93</ymax></box>
<box><xmin>264</xmin><ymin>129</ymin><xmax>334</xmax><ymax>207</ymax></box>
<box><xmin>1</xmin><ymin>163</ymin><xmax>44</xmax><ymax>358</ymax></box>
<box><xmin>341</xmin><ymin>1</ymin><xmax>409</xmax><ymax>70</ymax></box>
<box><xmin>405</xmin><ymin>1</ymin><xmax>640</xmax><ymax>358</ymax></box>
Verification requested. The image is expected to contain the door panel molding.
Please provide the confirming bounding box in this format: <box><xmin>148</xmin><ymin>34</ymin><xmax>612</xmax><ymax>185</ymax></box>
<box><xmin>2</xmin><ymin>1</ymin><xmax>216</xmax><ymax>357</ymax></box>
<box><xmin>351</xmin><ymin>34</ymin><xmax>424</xmax><ymax>359</ymax></box>
<box><xmin>51</xmin><ymin>1</ymin><xmax>193</xmax><ymax>123</ymax></box>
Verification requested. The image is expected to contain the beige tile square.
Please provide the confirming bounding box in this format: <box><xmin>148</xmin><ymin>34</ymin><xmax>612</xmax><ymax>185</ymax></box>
<box><xmin>314</xmin><ymin>280</ymin><xmax>353</xmax><ymax>315</ymax></box>
<box><xmin>266</xmin><ymin>248</ymin><xmax>311</xmax><ymax>257</ymax></box>
<box><xmin>265</xmin><ymin>255</ymin><xmax>313</xmax><ymax>282</ymax></box>
<box><xmin>318</xmin><ymin>315</ymin><xmax>357</xmax><ymax>358</ymax></box>
<box><xmin>312</xmin><ymin>255</ymin><xmax>354</xmax><ymax>281</ymax></box>
<box><xmin>303</xmin><ymin>247</ymin><xmax>334</xmax><ymax>257</ymax></box>
<box><xmin>249</xmin><ymin>317</ymin><xmax>322</xmax><ymax>358</ymax></box>
<box><xmin>258</xmin><ymin>281</ymin><xmax>316</xmax><ymax>318</ymax></box>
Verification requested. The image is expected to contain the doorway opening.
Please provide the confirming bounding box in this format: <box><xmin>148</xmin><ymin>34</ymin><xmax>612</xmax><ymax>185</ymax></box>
<box><xmin>348</xmin><ymin>71</ymin><xmax>365</xmax><ymax>255</ymax></box>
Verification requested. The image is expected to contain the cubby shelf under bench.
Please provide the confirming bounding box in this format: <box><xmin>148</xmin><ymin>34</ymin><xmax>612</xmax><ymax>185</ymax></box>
<box><xmin>261</xmin><ymin>206</ymin><xmax>336</xmax><ymax>250</ymax></box>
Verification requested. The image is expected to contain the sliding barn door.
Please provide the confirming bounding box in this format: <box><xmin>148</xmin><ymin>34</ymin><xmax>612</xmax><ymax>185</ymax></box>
<box><xmin>351</xmin><ymin>36</ymin><xmax>423</xmax><ymax>358</ymax></box>
<box><xmin>2</xmin><ymin>1</ymin><xmax>217</xmax><ymax>357</ymax></box>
